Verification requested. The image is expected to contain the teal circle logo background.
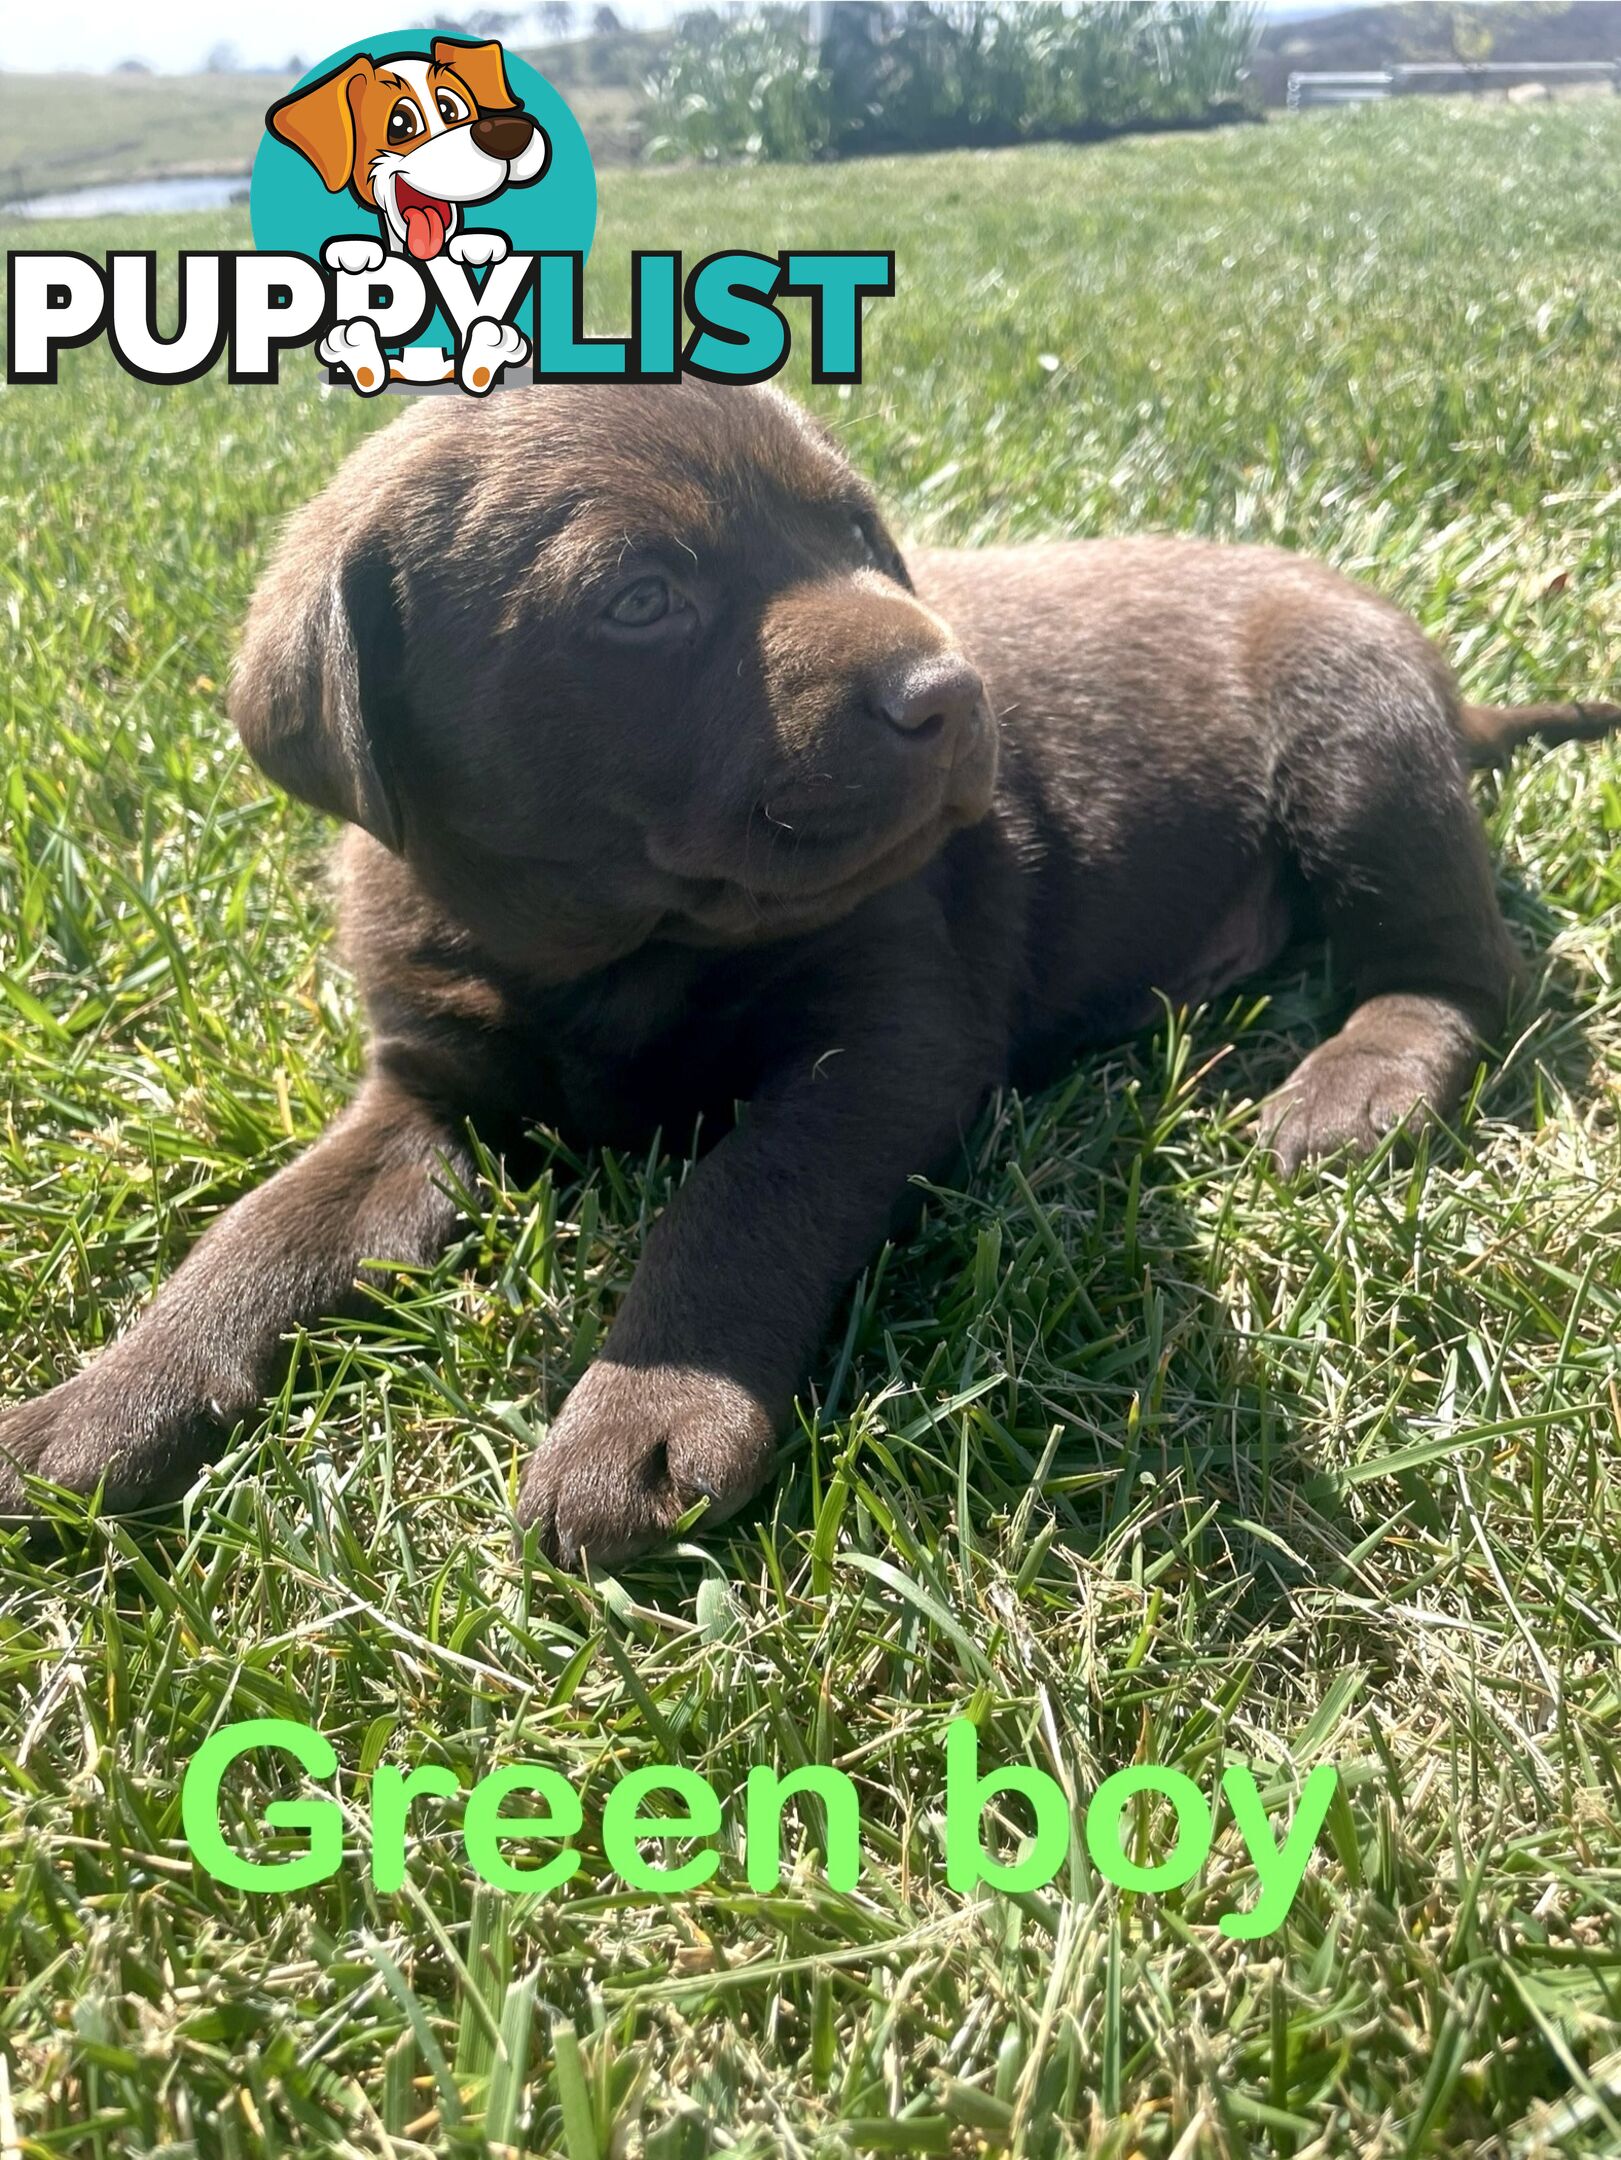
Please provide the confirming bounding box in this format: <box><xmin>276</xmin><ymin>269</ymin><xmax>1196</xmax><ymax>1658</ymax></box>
<box><xmin>249</xmin><ymin>29</ymin><xmax>596</xmax><ymax>345</ymax></box>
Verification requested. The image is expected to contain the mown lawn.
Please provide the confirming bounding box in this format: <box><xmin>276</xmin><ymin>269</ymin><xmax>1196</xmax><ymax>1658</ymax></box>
<box><xmin>4</xmin><ymin>97</ymin><xmax>1621</xmax><ymax>2158</ymax></box>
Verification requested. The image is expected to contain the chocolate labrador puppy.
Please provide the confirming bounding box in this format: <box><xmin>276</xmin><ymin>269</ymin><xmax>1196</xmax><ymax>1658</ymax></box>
<box><xmin>1</xmin><ymin>382</ymin><xmax>1614</xmax><ymax>1560</ymax></box>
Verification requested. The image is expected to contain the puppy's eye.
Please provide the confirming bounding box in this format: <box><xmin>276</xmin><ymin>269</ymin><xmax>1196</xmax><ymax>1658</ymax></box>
<box><xmin>851</xmin><ymin>513</ymin><xmax>911</xmax><ymax>589</ymax></box>
<box><xmin>604</xmin><ymin>576</ymin><xmax>674</xmax><ymax>629</ymax></box>
<box><xmin>387</xmin><ymin>99</ymin><xmax>422</xmax><ymax>144</ymax></box>
<box><xmin>436</xmin><ymin>88</ymin><xmax>470</xmax><ymax>125</ymax></box>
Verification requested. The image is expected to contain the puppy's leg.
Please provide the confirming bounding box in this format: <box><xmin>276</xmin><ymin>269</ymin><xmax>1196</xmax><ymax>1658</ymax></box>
<box><xmin>0</xmin><ymin>1076</ymin><xmax>470</xmax><ymax>1513</ymax></box>
<box><xmin>1258</xmin><ymin>629</ymin><xmax>1522</xmax><ymax>1172</ymax></box>
<box><xmin>518</xmin><ymin>983</ymin><xmax>994</xmax><ymax>1567</ymax></box>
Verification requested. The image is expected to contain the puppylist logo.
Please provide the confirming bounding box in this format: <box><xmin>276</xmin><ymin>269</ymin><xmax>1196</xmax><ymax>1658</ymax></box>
<box><xmin>256</xmin><ymin>30</ymin><xmax>576</xmax><ymax>393</ymax></box>
<box><xmin>5</xmin><ymin>27</ymin><xmax>894</xmax><ymax>395</ymax></box>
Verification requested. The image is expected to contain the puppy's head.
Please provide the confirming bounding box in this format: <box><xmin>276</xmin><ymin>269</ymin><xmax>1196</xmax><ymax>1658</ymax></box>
<box><xmin>231</xmin><ymin>383</ymin><xmax>996</xmax><ymax>965</ymax></box>
<box><xmin>267</xmin><ymin>40</ymin><xmax>549</xmax><ymax>260</ymax></box>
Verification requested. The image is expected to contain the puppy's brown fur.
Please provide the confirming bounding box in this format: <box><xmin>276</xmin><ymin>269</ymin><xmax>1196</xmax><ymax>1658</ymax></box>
<box><xmin>2</xmin><ymin>383</ymin><xmax>1614</xmax><ymax>1560</ymax></box>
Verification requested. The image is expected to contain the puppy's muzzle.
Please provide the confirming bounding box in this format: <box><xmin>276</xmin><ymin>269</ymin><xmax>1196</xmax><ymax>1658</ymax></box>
<box><xmin>472</xmin><ymin>111</ymin><xmax>540</xmax><ymax>160</ymax></box>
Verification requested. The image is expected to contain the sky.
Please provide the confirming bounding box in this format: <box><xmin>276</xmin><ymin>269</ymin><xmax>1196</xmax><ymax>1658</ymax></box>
<box><xmin>3</xmin><ymin>0</ymin><xmax>1345</xmax><ymax>76</ymax></box>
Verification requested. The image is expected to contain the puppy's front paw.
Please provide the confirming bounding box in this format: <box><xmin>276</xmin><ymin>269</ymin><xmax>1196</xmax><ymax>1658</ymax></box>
<box><xmin>0</xmin><ymin>1365</ymin><xmax>224</xmax><ymax>1518</ymax></box>
<box><xmin>319</xmin><ymin>320</ymin><xmax>389</xmax><ymax>394</ymax></box>
<box><xmin>447</xmin><ymin>230</ymin><xmax>509</xmax><ymax>267</ymax></box>
<box><xmin>458</xmin><ymin>318</ymin><xmax>527</xmax><ymax>394</ymax></box>
<box><xmin>516</xmin><ymin>1363</ymin><xmax>777</xmax><ymax>1568</ymax></box>
<box><xmin>322</xmin><ymin>237</ymin><xmax>386</xmax><ymax>275</ymax></box>
<box><xmin>1258</xmin><ymin>1041</ymin><xmax>1439</xmax><ymax>1175</ymax></box>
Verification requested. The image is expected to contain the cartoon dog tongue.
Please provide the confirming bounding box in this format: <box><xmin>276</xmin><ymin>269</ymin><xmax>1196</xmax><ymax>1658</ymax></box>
<box><xmin>399</xmin><ymin>190</ymin><xmax>448</xmax><ymax>261</ymax></box>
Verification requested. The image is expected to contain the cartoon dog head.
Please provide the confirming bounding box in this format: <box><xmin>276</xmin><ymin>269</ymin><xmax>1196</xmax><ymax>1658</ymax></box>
<box><xmin>267</xmin><ymin>38</ymin><xmax>550</xmax><ymax>261</ymax></box>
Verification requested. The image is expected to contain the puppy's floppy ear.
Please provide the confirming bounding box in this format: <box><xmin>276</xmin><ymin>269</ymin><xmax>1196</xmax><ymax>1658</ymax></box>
<box><xmin>231</xmin><ymin>530</ymin><xmax>407</xmax><ymax>854</ymax></box>
<box><xmin>433</xmin><ymin>37</ymin><xmax>518</xmax><ymax>112</ymax></box>
<box><xmin>267</xmin><ymin>58</ymin><xmax>373</xmax><ymax>191</ymax></box>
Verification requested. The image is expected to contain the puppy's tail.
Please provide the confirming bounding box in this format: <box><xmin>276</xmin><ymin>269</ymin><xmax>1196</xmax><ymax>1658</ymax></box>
<box><xmin>1458</xmin><ymin>699</ymin><xmax>1621</xmax><ymax>769</ymax></box>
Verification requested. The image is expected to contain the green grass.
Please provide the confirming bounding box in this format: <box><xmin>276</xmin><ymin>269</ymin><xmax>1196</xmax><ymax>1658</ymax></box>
<box><xmin>0</xmin><ymin>71</ymin><xmax>295</xmax><ymax>200</ymax></box>
<box><xmin>0</xmin><ymin>62</ymin><xmax>644</xmax><ymax>202</ymax></box>
<box><xmin>5</xmin><ymin>96</ymin><xmax>1621</xmax><ymax>2157</ymax></box>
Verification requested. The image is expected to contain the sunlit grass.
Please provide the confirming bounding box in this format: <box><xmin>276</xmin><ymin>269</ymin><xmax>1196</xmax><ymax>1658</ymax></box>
<box><xmin>2</xmin><ymin>96</ymin><xmax>1621</xmax><ymax>2156</ymax></box>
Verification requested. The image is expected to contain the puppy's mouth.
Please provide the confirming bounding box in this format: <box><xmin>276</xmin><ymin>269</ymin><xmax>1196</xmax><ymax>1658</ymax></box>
<box><xmin>752</xmin><ymin>801</ymin><xmax>936</xmax><ymax>890</ymax></box>
<box><xmin>393</xmin><ymin>177</ymin><xmax>454</xmax><ymax>261</ymax></box>
<box><xmin>744</xmin><ymin>732</ymin><xmax>998</xmax><ymax>901</ymax></box>
<box><xmin>660</xmin><ymin>817</ymin><xmax>953</xmax><ymax>947</ymax></box>
<box><xmin>649</xmin><ymin>762</ymin><xmax>997</xmax><ymax>943</ymax></box>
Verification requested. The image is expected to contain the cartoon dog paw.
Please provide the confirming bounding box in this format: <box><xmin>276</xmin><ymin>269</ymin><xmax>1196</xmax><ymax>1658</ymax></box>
<box><xmin>322</xmin><ymin>237</ymin><xmax>386</xmax><ymax>276</ymax></box>
<box><xmin>319</xmin><ymin>319</ymin><xmax>389</xmax><ymax>395</ymax></box>
<box><xmin>448</xmin><ymin>230</ymin><xmax>510</xmax><ymax>268</ymax></box>
<box><xmin>459</xmin><ymin>317</ymin><xmax>528</xmax><ymax>394</ymax></box>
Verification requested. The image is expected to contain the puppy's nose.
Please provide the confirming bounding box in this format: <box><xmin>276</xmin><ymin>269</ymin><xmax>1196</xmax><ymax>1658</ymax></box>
<box><xmin>872</xmin><ymin>653</ymin><xmax>985</xmax><ymax>747</ymax></box>
<box><xmin>472</xmin><ymin>111</ymin><xmax>536</xmax><ymax>159</ymax></box>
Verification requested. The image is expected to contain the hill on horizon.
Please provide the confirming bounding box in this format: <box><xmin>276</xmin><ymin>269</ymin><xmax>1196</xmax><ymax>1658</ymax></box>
<box><xmin>1252</xmin><ymin>0</ymin><xmax>1621</xmax><ymax>102</ymax></box>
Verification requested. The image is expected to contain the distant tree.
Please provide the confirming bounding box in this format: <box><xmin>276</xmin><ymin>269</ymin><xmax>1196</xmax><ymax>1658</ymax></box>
<box><xmin>1400</xmin><ymin>4</ymin><xmax>1504</xmax><ymax>64</ymax></box>
<box><xmin>649</xmin><ymin>0</ymin><xmax>1256</xmax><ymax>163</ymax></box>
<box><xmin>113</xmin><ymin>57</ymin><xmax>152</xmax><ymax>74</ymax></box>
<box><xmin>538</xmin><ymin>1</ymin><xmax>575</xmax><ymax>36</ymax></box>
<box><xmin>1438</xmin><ymin>5</ymin><xmax>1496</xmax><ymax>64</ymax></box>
<box><xmin>285</xmin><ymin>55</ymin><xmax>308</xmax><ymax>74</ymax></box>
<box><xmin>592</xmin><ymin>5</ymin><xmax>621</xmax><ymax>33</ymax></box>
<box><xmin>467</xmin><ymin>8</ymin><xmax>521</xmax><ymax>34</ymax></box>
<box><xmin>204</xmin><ymin>40</ymin><xmax>241</xmax><ymax>72</ymax></box>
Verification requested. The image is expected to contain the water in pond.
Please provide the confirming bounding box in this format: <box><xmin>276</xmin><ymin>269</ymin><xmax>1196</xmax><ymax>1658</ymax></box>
<box><xmin>4</xmin><ymin>174</ymin><xmax>250</xmax><ymax>219</ymax></box>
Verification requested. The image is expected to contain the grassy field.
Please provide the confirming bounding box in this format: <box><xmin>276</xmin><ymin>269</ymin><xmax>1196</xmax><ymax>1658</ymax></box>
<box><xmin>0</xmin><ymin>70</ymin><xmax>294</xmax><ymax>201</ymax></box>
<box><xmin>0</xmin><ymin>60</ymin><xmax>646</xmax><ymax>202</ymax></box>
<box><xmin>4</xmin><ymin>97</ymin><xmax>1621</xmax><ymax>2157</ymax></box>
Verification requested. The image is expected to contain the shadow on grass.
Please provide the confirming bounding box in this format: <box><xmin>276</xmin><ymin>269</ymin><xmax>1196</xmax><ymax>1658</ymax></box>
<box><xmin>5</xmin><ymin>852</ymin><xmax>1614</xmax><ymax>1649</ymax></box>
